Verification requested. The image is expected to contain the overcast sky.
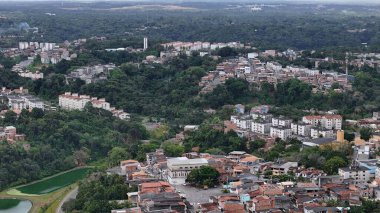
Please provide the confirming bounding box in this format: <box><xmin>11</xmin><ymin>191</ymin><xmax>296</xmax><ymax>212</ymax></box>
<box><xmin>0</xmin><ymin>0</ymin><xmax>379</xmax><ymax>4</ymax></box>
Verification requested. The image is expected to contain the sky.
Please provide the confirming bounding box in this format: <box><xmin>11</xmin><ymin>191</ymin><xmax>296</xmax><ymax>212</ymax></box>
<box><xmin>0</xmin><ymin>0</ymin><xmax>379</xmax><ymax>4</ymax></box>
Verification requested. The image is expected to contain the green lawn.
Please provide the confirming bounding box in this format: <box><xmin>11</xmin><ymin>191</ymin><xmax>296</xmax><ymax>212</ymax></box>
<box><xmin>14</xmin><ymin>168</ymin><xmax>91</xmax><ymax>195</ymax></box>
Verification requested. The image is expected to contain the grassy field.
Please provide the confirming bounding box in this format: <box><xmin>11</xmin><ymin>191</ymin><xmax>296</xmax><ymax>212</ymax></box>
<box><xmin>13</xmin><ymin>168</ymin><xmax>90</xmax><ymax>195</ymax></box>
<box><xmin>0</xmin><ymin>167</ymin><xmax>92</xmax><ymax>213</ymax></box>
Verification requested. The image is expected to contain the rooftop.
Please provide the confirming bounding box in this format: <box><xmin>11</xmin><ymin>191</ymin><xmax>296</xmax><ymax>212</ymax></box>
<box><xmin>167</xmin><ymin>157</ymin><xmax>208</xmax><ymax>166</ymax></box>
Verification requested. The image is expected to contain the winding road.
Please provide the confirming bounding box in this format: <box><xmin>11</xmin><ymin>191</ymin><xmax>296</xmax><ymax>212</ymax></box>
<box><xmin>56</xmin><ymin>186</ymin><xmax>78</xmax><ymax>213</ymax></box>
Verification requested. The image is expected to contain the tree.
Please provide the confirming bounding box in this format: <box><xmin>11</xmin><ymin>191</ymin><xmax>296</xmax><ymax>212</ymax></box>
<box><xmin>3</xmin><ymin>111</ymin><xmax>17</xmax><ymax>124</ymax></box>
<box><xmin>217</xmin><ymin>47</ymin><xmax>237</xmax><ymax>57</ymax></box>
<box><xmin>344</xmin><ymin>131</ymin><xmax>355</xmax><ymax>142</ymax></box>
<box><xmin>162</xmin><ymin>142</ymin><xmax>184</xmax><ymax>157</ymax></box>
<box><xmin>186</xmin><ymin>165</ymin><xmax>220</xmax><ymax>187</ymax></box>
<box><xmin>74</xmin><ymin>149</ymin><xmax>90</xmax><ymax>166</ymax></box>
<box><xmin>323</xmin><ymin>156</ymin><xmax>347</xmax><ymax>175</ymax></box>
<box><xmin>75</xmin><ymin>174</ymin><xmax>133</xmax><ymax>213</ymax></box>
<box><xmin>248</xmin><ymin>139</ymin><xmax>266</xmax><ymax>152</ymax></box>
<box><xmin>360</xmin><ymin>127</ymin><xmax>373</xmax><ymax>141</ymax></box>
<box><xmin>107</xmin><ymin>147</ymin><xmax>131</xmax><ymax>167</ymax></box>
<box><xmin>30</xmin><ymin>108</ymin><xmax>45</xmax><ymax>119</ymax></box>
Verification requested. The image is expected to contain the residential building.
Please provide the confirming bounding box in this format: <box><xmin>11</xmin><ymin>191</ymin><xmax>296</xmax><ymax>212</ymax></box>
<box><xmin>272</xmin><ymin>117</ymin><xmax>292</xmax><ymax>127</ymax></box>
<box><xmin>250</xmin><ymin>195</ymin><xmax>275</xmax><ymax>212</ymax></box>
<box><xmin>271</xmin><ymin>162</ymin><xmax>298</xmax><ymax>175</ymax></box>
<box><xmin>291</xmin><ymin>122</ymin><xmax>312</xmax><ymax>137</ymax></box>
<box><xmin>59</xmin><ymin>93</ymin><xmax>91</xmax><ymax>110</ymax></box>
<box><xmin>311</xmin><ymin>127</ymin><xmax>334</xmax><ymax>139</ymax></box>
<box><xmin>270</xmin><ymin>126</ymin><xmax>292</xmax><ymax>140</ymax></box>
<box><xmin>338</xmin><ymin>166</ymin><xmax>371</xmax><ymax>185</ymax></box>
<box><xmin>251</xmin><ymin>120</ymin><xmax>271</xmax><ymax>134</ymax></box>
<box><xmin>302</xmin><ymin>115</ymin><xmax>343</xmax><ymax>130</ymax></box>
<box><xmin>59</xmin><ymin>92</ymin><xmax>129</xmax><ymax>120</ymax></box>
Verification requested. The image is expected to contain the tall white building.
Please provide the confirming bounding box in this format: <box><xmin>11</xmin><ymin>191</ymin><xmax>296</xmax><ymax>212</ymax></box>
<box><xmin>272</xmin><ymin>117</ymin><xmax>292</xmax><ymax>127</ymax></box>
<box><xmin>59</xmin><ymin>92</ymin><xmax>91</xmax><ymax>110</ymax></box>
<box><xmin>59</xmin><ymin>92</ymin><xmax>130</xmax><ymax>120</ymax></box>
<box><xmin>270</xmin><ymin>126</ymin><xmax>292</xmax><ymax>140</ymax></box>
<box><xmin>143</xmin><ymin>37</ymin><xmax>148</xmax><ymax>50</ymax></box>
<box><xmin>167</xmin><ymin>157</ymin><xmax>208</xmax><ymax>185</ymax></box>
<box><xmin>291</xmin><ymin>122</ymin><xmax>312</xmax><ymax>137</ymax></box>
<box><xmin>251</xmin><ymin>120</ymin><xmax>271</xmax><ymax>135</ymax></box>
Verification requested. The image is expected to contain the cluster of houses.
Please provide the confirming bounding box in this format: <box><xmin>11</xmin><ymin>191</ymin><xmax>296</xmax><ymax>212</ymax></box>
<box><xmin>11</xmin><ymin>57</ymin><xmax>44</xmax><ymax>80</ymax></box>
<box><xmin>158</xmin><ymin>41</ymin><xmax>248</xmax><ymax>62</ymax></box>
<box><xmin>199</xmin><ymin>56</ymin><xmax>353</xmax><ymax>94</ymax></box>
<box><xmin>18</xmin><ymin>41</ymin><xmax>75</xmax><ymax>65</ymax></box>
<box><xmin>58</xmin><ymin>92</ymin><xmax>130</xmax><ymax>120</ymax></box>
<box><xmin>347</xmin><ymin>112</ymin><xmax>380</xmax><ymax>131</ymax></box>
<box><xmin>65</xmin><ymin>63</ymin><xmax>116</xmax><ymax>84</ymax></box>
<box><xmin>161</xmin><ymin>41</ymin><xmax>246</xmax><ymax>52</ymax></box>
<box><xmin>349</xmin><ymin>52</ymin><xmax>380</xmax><ymax>69</ymax></box>
<box><xmin>226</xmin><ymin>105</ymin><xmax>343</xmax><ymax>146</ymax></box>
<box><xmin>0</xmin><ymin>87</ymin><xmax>45</xmax><ymax>111</ymax></box>
<box><xmin>108</xmin><ymin>142</ymin><xmax>380</xmax><ymax>213</ymax></box>
<box><xmin>3</xmin><ymin>41</ymin><xmax>79</xmax><ymax>80</ymax></box>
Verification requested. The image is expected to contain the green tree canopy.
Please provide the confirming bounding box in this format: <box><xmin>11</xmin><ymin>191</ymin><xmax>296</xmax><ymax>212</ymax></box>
<box><xmin>186</xmin><ymin>165</ymin><xmax>220</xmax><ymax>187</ymax></box>
<box><xmin>323</xmin><ymin>156</ymin><xmax>347</xmax><ymax>175</ymax></box>
<box><xmin>360</xmin><ymin>127</ymin><xmax>373</xmax><ymax>141</ymax></box>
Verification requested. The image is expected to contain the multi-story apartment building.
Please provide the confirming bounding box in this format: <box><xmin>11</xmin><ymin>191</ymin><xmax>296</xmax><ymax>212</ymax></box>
<box><xmin>338</xmin><ymin>166</ymin><xmax>371</xmax><ymax>185</ymax></box>
<box><xmin>251</xmin><ymin>120</ymin><xmax>271</xmax><ymax>135</ymax></box>
<box><xmin>59</xmin><ymin>93</ymin><xmax>91</xmax><ymax>110</ymax></box>
<box><xmin>59</xmin><ymin>92</ymin><xmax>129</xmax><ymax>120</ymax></box>
<box><xmin>291</xmin><ymin>122</ymin><xmax>312</xmax><ymax>137</ymax></box>
<box><xmin>311</xmin><ymin>127</ymin><xmax>334</xmax><ymax>139</ymax></box>
<box><xmin>230</xmin><ymin>115</ymin><xmax>252</xmax><ymax>130</ymax></box>
<box><xmin>302</xmin><ymin>115</ymin><xmax>342</xmax><ymax>130</ymax></box>
<box><xmin>270</xmin><ymin>126</ymin><xmax>292</xmax><ymax>140</ymax></box>
<box><xmin>272</xmin><ymin>117</ymin><xmax>292</xmax><ymax>127</ymax></box>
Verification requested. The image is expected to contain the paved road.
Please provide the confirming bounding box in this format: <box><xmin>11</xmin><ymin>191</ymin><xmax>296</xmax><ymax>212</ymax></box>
<box><xmin>174</xmin><ymin>185</ymin><xmax>222</xmax><ymax>204</ymax></box>
<box><xmin>56</xmin><ymin>186</ymin><xmax>79</xmax><ymax>213</ymax></box>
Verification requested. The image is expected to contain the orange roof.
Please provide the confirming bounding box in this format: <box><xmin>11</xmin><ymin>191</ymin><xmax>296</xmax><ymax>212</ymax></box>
<box><xmin>224</xmin><ymin>203</ymin><xmax>245</xmax><ymax>213</ymax></box>
<box><xmin>252</xmin><ymin>195</ymin><xmax>270</xmax><ymax>202</ymax></box>
<box><xmin>141</xmin><ymin>181</ymin><xmax>170</xmax><ymax>188</ymax></box>
<box><xmin>121</xmin><ymin>160</ymin><xmax>139</xmax><ymax>164</ymax></box>
<box><xmin>240</xmin><ymin>155</ymin><xmax>261</xmax><ymax>163</ymax></box>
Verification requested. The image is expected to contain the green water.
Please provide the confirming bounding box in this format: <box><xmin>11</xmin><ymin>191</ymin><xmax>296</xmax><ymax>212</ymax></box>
<box><xmin>0</xmin><ymin>199</ymin><xmax>32</xmax><ymax>213</ymax></box>
<box><xmin>17</xmin><ymin>168</ymin><xmax>91</xmax><ymax>195</ymax></box>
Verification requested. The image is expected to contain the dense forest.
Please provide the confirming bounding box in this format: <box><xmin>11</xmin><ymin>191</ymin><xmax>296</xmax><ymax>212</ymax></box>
<box><xmin>63</xmin><ymin>173</ymin><xmax>135</xmax><ymax>213</ymax></box>
<box><xmin>1</xmin><ymin>2</ymin><xmax>380</xmax><ymax>50</ymax></box>
<box><xmin>0</xmin><ymin>108</ymin><xmax>148</xmax><ymax>190</ymax></box>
